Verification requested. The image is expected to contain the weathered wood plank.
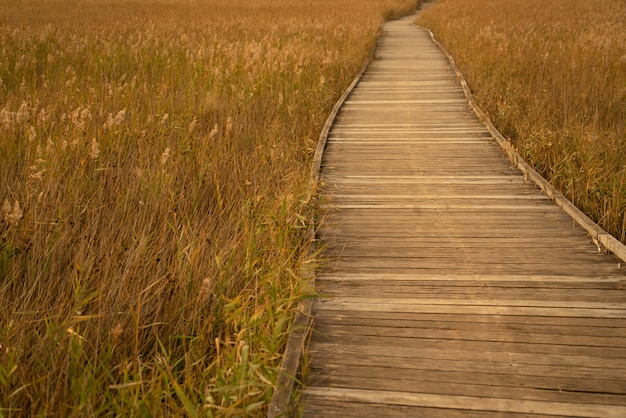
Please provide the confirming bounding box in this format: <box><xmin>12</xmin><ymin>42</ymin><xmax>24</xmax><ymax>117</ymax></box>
<box><xmin>309</xmin><ymin>333</ymin><xmax>626</xmax><ymax>358</ymax></box>
<box><xmin>311</xmin><ymin>323</ymin><xmax>626</xmax><ymax>348</ymax></box>
<box><xmin>320</xmin><ymin>253</ymin><xmax>615</xmax><ymax>266</ymax></box>
<box><xmin>303</xmin><ymin>387</ymin><xmax>626</xmax><ymax>418</ymax></box>
<box><xmin>307</xmin><ymin>363</ymin><xmax>626</xmax><ymax>393</ymax></box>
<box><xmin>317</xmin><ymin>279</ymin><xmax>625</xmax><ymax>290</ymax></box>
<box><xmin>308</xmin><ymin>342</ymin><xmax>626</xmax><ymax>369</ymax></box>
<box><xmin>315</xmin><ymin>296</ymin><xmax>626</xmax><ymax>312</ymax></box>
<box><xmin>312</xmin><ymin>308</ymin><xmax>626</xmax><ymax>325</ymax></box>
<box><xmin>302</xmin><ymin>399</ymin><xmax>555</xmax><ymax>418</ymax></box>
<box><xmin>319</xmin><ymin>228</ymin><xmax>593</xmax><ymax>238</ymax></box>
<box><xmin>311</xmin><ymin>319</ymin><xmax>626</xmax><ymax>340</ymax></box>
<box><xmin>315</xmin><ymin>287</ymin><xmax>626</xmax><ymax>303</ymax></box>
<box><xmin>316</xmin><ymin>273</ymin><xmax>625</xmax><ymax>282</ymax></box>
<box><xmin>323</xmin><ymin>213</ymin><xmax>574</xmax><ymax>222</ymax></box>
<box><xmin>303</xmin><ymin>378</ymin><xmax>626</xmax><ymax>410</ymax></box>
<box><xmin>320</xmin><ymin>266</ymin><xmax>623</xmax><ymax>276</ymax></box>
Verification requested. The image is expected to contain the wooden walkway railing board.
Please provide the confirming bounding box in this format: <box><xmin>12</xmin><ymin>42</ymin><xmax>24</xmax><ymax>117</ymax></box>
<box><xmin>299</xmin><ymin>14</ymin><xmax>626</xmax><ymax>418</ymax></box>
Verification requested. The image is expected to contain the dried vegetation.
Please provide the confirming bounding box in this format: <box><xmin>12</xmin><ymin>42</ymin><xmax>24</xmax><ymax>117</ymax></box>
<box><xmin>0</xmin><ymin>0</ymin><xmax>416</xmax><ymax>415</ymax></box>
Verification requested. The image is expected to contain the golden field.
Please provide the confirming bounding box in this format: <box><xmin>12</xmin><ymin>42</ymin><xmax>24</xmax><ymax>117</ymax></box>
<box><xmin>0</xmin><ymin>0</ymin><xmax>416</xmax><ymax>415</ymax></box>
<box><xmin>418</xmin><ymin>0</ymin><xmax>626</xmax><ymax>243</ymax></box>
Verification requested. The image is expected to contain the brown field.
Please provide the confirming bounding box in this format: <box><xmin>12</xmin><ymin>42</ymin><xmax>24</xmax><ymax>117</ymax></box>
<box><xmin>418</xmin><ymin>0</ymin><xmax>626</xmax><ymax>243</ymax></box>
<box><xmin>5</xmin><ymin>0</ymin><xmax>623</xmax><ymax>415</ymax></box>
<box><xmin>0</xmin><ymin>0</ymin><xmax>416</xmax><ymax>415</ymax></box>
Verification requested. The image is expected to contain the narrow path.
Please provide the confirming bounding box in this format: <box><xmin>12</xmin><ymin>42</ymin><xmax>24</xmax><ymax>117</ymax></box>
<box><xmin>301</xmin><ymin>14</ymin><xmax>626</xmax><ymax>417</ymax></box>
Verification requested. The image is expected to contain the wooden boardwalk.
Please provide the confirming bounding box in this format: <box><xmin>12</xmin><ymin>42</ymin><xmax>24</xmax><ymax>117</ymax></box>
<box><xmin>296</xmin><ymin>14</ymin><xmax>626</xmax><ymax>418</ymax></box>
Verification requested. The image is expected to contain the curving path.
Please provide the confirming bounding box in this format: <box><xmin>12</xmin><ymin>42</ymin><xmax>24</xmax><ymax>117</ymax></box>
<box><xmin>296</xmin><ymin>14</ymin><xmax>626</xmax><ymax>417</ymax></box>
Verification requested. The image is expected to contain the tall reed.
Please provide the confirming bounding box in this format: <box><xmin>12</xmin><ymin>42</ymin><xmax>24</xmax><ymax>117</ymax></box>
<box><xmin>0</xmin><ymin>0</ymin><xmax>417</xmax><ymax>415</ymax></box>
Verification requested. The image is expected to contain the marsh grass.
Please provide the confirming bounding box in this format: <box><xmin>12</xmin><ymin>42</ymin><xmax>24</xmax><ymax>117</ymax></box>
<box><xmin>418</xmin><ymin>0</ymin><xmax>626</xmax><ymax>242</ymax></box>
<box><xmin>0</xmin><ymin>0</ymin><xmax>417</xmax><ymax>415</ymax></box>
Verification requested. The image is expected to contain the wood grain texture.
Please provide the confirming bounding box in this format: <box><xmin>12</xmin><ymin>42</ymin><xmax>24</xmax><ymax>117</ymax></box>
<box><xmin>297</xmin><ymin>12</ymin><xmax>626</xmax><ymax>418</ymax></box>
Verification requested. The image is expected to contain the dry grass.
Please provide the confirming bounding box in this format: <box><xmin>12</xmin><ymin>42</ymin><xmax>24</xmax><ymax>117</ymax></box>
<box><xmin>418</xmin><ymin>0</ymin><xmax>626</xmax><ymax>242</ymax></box>
<box><xmin>0</xmin><ymin>0</ymin><xmax>417</xmax><ymax>415</ymax></box>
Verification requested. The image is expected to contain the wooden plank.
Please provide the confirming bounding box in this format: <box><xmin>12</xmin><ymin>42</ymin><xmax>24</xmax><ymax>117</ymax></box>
<box><xmin>308</xmin><ymin>342</ymin><xmax>626</xmax><ymax>369</ymax></box>
<box><xmin>324</xmin><ymin>189</ymin><xmax>549</xmax><ymax>197</ymax></box>
<box><xmin>320</xmin><ymin>266</ymin><xmax>623</xmax><ymax>276</ymax></box>
<box><xmin>329</xmin><ymin>213</ymin><xmax>555</xmax><ymax>222</ymax></box>
<box><xmin>316</xmin><ymin>279</ymin><xmax>625</xmax><ymax>290</ymax></box>
<box><xmin>305</xmin><ymin>402</ymin><xmax>548</xmax><ymax>418</ymax></box>
<box><xmin>315</xmin><ymin>287</ymin><xmax>626</xmax><ymax>303</ymax></box>
<box><xmin>322</xmin><ymin>245</ymin><xmax>603</xmax><ymax>256</ymax></box>
<box><xmin>321</xmin><ymin>241</ymin><xmax>598</xmax><ymax>250</ymax></box>
<box><xmin>311</xmin><ymin>310</ymin><xmax>626</xmax><ymax>327</ymax></box>
<box><xmin>310</xmin><ymin>351</ymin><xmax>626</xmax><ymax>380</ymax></box>
<box><xmin>302</xmin><ymin>399</ymin><xmax>554</xmax><ymax>418</ymax></box>
<box><xmin>307</xmin><ymin>363</ymin><xmax>626</xmax><ymax>394</ymax></box>
<box><xmin>316</xmin><ymin>273</ymin><xmax>625</xmax><ymax>283</ymax></box>
<box><xmin>317</xmin><ymin>275</ymin><xmax>626</xmax><ymax>290</ymax></box>
<box><xmin>309</xmin><ymin>333</ymin><xmax>626</xmax><ymax>358</ymax></box>
<box><xmin>311</xmin><ymin>317</ymin><xmax>626</xmax><ymax>338</ymax></box>
<box><xmin>321</xmin><ymin>260</ymin><xmax>621</xmax><ymax>273</ymax></box>
<box><xmin>323</xmin><ymin>220</ymin><xmax>579</xmax><ymax>228</ymax></box>
<box><xmin>329</xmin><ymin>124</ymin><xmax>485</xmax><ymax>128</ymax></box>
<box><xmin>320</xmin><ymin>224</ymin><xmax>586</xmax><ymax>233</ymax></box>
<box><xmin>344</xmin><ymin>99</ymin><xmax>467</xmax><ymax>105</ymax></box>
<box><xmin>303</xmin><ymin>377</ymin><xmax>626</xmax><ymax>408</ymax></box>
<box><xmin>326</xmin><ymin>194</ymin><xmax>549</xmax><ymax>200</ymax></box>
<box><xmin>322</xmin><ymin>224</ymin><xmax>589</xmax><ymax>233</ymax></box>
<box><xmin>321</xmin><ymin>204</ymin><xmax>558</xmax><ymax>210</ymax></box>
<box><xmin>322</xmin><ymin>177</ymin><xmax>526</xmax><ymax>184</ymax></box>
<box><xmin>321</xmin><ymin>256</ymin><xmax>619</xmax><ymax>269</ymax></box>
<box><xmin>316</xmin><ymin>296</ymin><xmax>626</xmax><ymax>311</ymax></box>
<box><xmin>303</xmin><ymin>387</ymin><xmax>626</xmax><ymax>418</ymax></box>
<box><xmin>319</xmin><ymin>232</ymin><xmax>597</xmax><ymax>242</ymax></box>
<box><xmin>320</xmin><ymin>254</ymin><xmax>616</xmax><ymax>267</ymax></box>
<box><xmin>323</xmin><ymin>209</ymin><xmax>566</xmax><ymax>218</ymax></box>
<box><xmin>311</xmin><ymin>323</ymin><xmax>626</xmax><ymax>348</ymax></box>
<box><xmin>322</xmin><ymin>221</ymin><xmax>588</xmax><ymax>230</ymax></box>
<box><xmin>314</xmin><ymin>299</ymin><xmax>626</xmax><ymax>320</ymax></box>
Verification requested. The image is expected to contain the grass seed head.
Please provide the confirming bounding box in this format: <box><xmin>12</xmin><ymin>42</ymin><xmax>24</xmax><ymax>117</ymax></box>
<box><xmin>188</xmin><ymin>116</ymin><xmax>198</xmax><ymax>134</ymax></box>
<box><xmin>3</xmin><ymin>199</ymin><xmax>23</xmax><ymax>226</ymax></box>
<box><xmin>111</xmin><ymin>323</ymin><xmax>123</xmax><ymax>345</ymax></box>
<box><xmin>208</xmin><ymin>124</ymin><xmax>218</xmax><ymax>139</ymax></box>
<box><xmin>225</xmin><ymin>116</ymin><xmax>233</xmax><ymax>135</ymax></box>
<box><xmin>90</xmin><ymin>137</ymin><xmax>100</xmax><ymax>160</ymax></box>
<box><xmin>27</xmin><ymin>125</ymin><xmax>37</xmax><ymax>142</ymax></box>
<box><xmin>160</xmin><ymin>148</ymin><xmax>171</xmax><ymax>166</ymax></box>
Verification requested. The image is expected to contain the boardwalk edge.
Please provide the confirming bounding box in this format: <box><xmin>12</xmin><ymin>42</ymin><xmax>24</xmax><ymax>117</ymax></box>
<box><xmin>267</xmin><ymin>33</ymin><xmax>377</xmax><ymax>418</ymax></box>
<box><xmin>419</xmin><ymin>25</ymin><xmax>626</xmax><ymax>264</ymax></box>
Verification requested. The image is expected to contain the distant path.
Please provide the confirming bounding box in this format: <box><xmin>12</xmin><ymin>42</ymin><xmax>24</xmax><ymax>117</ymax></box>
<box><xmin>300</xmin><ymin>14</ymin><xmax>626</xmax><ymax>417</ymax></box>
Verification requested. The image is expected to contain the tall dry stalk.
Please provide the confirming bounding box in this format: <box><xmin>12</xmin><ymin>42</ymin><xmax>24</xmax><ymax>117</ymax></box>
<box><xmin>0</xmin><ymin>0</ymin><xmax>417</xmax><ymax>415</ymax></box>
